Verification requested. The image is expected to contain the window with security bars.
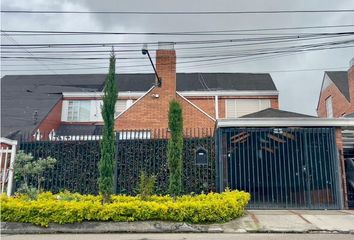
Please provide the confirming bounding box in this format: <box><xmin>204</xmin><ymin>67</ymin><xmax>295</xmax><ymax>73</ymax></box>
<box><xmin>67</xmin><ymin>100</ymin><xmax>91</xmax><ymax>122</ymax></box>
<box><xmin>225</xmin><ymin>99</ymin><xmax>270</xmax><ymax>118</ymax></box>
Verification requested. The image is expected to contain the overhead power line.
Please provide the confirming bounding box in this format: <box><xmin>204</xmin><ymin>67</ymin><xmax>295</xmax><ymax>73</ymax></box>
<box><xmin>1</xmin><ymin>32</ymin><xmax>57</xmax><ymax>74</ymax></box>
<box><xmin>2</xmin><ymin>24</ymin><xmax>354</xmax><ymax>36</ymax></box>
<box><xmin>1</xmin><ymin>9</ymin><xmax>354</xmax><ymax>14</ymax></box>
<box><xmin>1</xmin><ymin>34</ymin><xmax>351</xmax><ymax>53</ymax></box>
<box><xmin>2</xmin><ymin>32</ymin><xmax>354</xmax><ymax>48</ymax></box>
<box><xmin>3</xmin><ymin>38</ymin><xmax>354</xmax><ymax>58</ymax></box>
<box><xmin>2</xmin><ymin>66</ymin><xmax>347</xmax><ymax>72</ymax></box>
<box><xmin>2</xmin><ymin>39</ymin><xmax>354</xmax><ymax>61</ymax></box>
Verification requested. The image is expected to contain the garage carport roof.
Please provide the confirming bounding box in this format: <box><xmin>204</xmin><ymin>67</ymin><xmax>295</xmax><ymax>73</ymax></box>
<box><xmin>217</xmin><ymin>117</ymin><xmax>354</xmax><ymax>128</ymax></box>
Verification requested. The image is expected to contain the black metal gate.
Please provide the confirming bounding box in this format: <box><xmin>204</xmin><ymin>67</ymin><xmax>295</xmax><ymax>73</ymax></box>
<box><xmin>216</xmin><ymin>127</ymin><xmax>342</xmax><ymax>209</ymax></box>
<box><xmin>343</xmin><ymin>129</ymin><xmax>354</xmax><ymax>209</ymax></box>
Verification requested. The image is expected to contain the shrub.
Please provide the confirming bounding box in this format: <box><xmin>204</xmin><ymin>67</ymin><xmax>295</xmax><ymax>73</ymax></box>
<box><xmin>137</xmin><ymin>172</ymin><xmax>156</xmax><ymax>200</ymax></box>
<box><xmin>14</xmin><ymin>150</ymin><xmax>57</xmax><ymax>194</ymax></box>
<box><xmin>15</xmin><ymin>184</ymin><xmax>38</xmax><ymax>200</ymax></box>
<box><xmin>0</xmin><ymin>190</ymin><xmax>250</xmax><ymax>227</ymax></box>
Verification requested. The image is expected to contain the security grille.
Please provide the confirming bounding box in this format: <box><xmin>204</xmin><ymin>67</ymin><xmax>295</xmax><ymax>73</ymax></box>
<box><xmin>217</xmin><ymin>127</ymin><xmax>341</xmax><ymax>209</ymax></box>
<box><xmin>343</xmin><ymin>129</ymin><xmax>354</xmax><ymax>209</ymax></box>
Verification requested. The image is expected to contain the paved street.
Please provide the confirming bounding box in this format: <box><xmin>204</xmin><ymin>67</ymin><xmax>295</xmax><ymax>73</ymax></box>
<box><xmin>2</xmin><ymin>233</ymin><xmax>354</xmax><ymax>240</ymax></box>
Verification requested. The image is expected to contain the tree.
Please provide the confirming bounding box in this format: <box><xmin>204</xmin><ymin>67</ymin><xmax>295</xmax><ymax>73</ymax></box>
<box><xmin>167</xmin><ymin>100</ymin><xmax>184</xmax><ymax>196</ymax></box>
<box><xmin>14</xmin><ymin>150</ymin><xmax>56</xmax><ymax>198</ymax></box>
<box><xmin>98</xmin><ymin>49</ymin><xmax>118</xmax><ymax>204</ymax></box>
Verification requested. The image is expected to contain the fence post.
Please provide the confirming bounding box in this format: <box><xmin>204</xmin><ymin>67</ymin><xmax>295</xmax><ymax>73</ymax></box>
<box><xmin>0</xmin><ymin>137</ymin><xmax>18</xmax><ymax>197</ymax></box>
<box><xmin>215</xmin><ymin>128</ymin><xmax>223</xmax><ymax>192</ymax></box>
<box><xmin>7</xmin><ymin>142</ymin><xmax>17</xmax><ymax>196</ymax></box>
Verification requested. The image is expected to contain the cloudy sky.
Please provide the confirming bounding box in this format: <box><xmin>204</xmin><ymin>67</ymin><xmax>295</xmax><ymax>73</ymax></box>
<box><xmin>1</xmin><ymin>0</ymin><xmax>354</xmax><ymax>115</ymax></box>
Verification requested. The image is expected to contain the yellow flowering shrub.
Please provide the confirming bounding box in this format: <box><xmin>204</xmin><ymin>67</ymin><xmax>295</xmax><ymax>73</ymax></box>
<box><xmin>0</xmin><ymin>190</ymin><xmax>250</xmax><ymax>227</ymax></box>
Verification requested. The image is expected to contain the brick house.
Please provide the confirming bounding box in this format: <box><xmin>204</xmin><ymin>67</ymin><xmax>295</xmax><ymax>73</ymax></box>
<box><xmin>1</xmin><ymin>43</ymin><xmax>279</xmax><ymax>139</ymax></box>
<box><xmin>317</xmin><ymin>58</ymin><xmax>354</xmax><ymax>118</ymax></box>
<box><xmin>2</xmin><ymin>44</ymin><xmax>354</xmax><ymax>209</ymax></box>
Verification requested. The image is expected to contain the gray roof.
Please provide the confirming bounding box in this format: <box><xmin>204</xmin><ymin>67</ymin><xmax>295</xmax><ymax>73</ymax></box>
<box><xmin>345</xmin><ymin>112</ymin><xmax>354</xmax><ymax>118</ymax></box>
<box><xmin>56</xmin><ymin>124</ymin><xmax>103</xmax><ymax>136</ymax></box>
<box><xmin>175</xmin><ymin>73</ymin><xmax>276</xmax><ymax>91</ymax></box>
<box><xmin>1</xmin><ymin>75</ymin><xmax>104</xmax><ymax>138</ymax></box>
<box><xmin>240</xmin><ymin>108</ymin><xmax>316</xmax><ymax>118</ymax></box>
<box><xmin>1</xmin><ymin>73</ymin><xmax>277</xmax><ymax>137</ymax></box>
<box><xmin>326</xmin><ymin>71</ymin><xmax>350</xmax><ymax>101</ymax></box>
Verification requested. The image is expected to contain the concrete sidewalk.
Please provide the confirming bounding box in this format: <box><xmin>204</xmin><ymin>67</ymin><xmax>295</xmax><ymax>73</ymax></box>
<box><xmin>2</xmin><ymin>210</ymin><xmax>354</xmax><ymax>234</ymax></box>
<box><xmin>226</xmin><ymin>210</ymin><xmax>354</xmax><ymax>233</ymax></box>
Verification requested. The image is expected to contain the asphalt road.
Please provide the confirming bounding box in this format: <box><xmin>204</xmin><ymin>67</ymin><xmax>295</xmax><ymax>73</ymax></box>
<box><xmin>2</xmin><ymin>234</ymin><xmax>354</xmax><ymax>240</ymax></box>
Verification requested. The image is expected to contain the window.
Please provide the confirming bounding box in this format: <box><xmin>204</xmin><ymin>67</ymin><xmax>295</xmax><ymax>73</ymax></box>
<box><xmin>67</xmin><ymin>100</ymin><xmax>91</xmax><ymax>122</ymax></box>
<box><xmin>225</xmin><ymin>99</ymin><xmax>270</xmax><ymax>118</ymax></box>
<box><xmin>325</xmin><ymin>97</ymin><xmax>333</xmax><ymax>118</ymax></box>
<box><xmin>115</xmin><ymin>100</ymin><xmax>133</xmax><ymax>116</ymax></box>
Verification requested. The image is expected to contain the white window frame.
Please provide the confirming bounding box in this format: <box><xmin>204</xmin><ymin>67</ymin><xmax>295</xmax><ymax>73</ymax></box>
<box><xmin>67</xmin><ymin>100</ymin><xmax>91</xmax><ymax>122</ymax></box>
<box><xmin>115</xmin><ymin>99</ymin><xmax>133</xmax><ymax>117</ymax></box>
<box><xmin>325</xmin><ymin>97</ymin><xmax>333</xmax><ymax>118</ymax></box>
<box><xmin>225</xmin><ymin>99</ymin><xmax>271</xmax><ymax>118</ymax></box>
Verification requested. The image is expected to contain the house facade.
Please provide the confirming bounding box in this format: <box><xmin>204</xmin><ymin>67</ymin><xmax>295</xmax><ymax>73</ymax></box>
<box><xmin>1</xmin><ymin>43</ymin><xmax>279</xmax><ymax>139</ymax></box>
<box><xmin>317</xmin><ymin>58</ymin><xmax>354</xmax><ymax>118</ymax></box>
<box><xmin>2</xmin><ymin>45</ymin><xmax>354</xmax><ymax>209</ymax></box>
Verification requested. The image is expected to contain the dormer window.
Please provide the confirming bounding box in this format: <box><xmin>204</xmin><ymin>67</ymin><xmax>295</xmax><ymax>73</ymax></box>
<box><xmin>62</xmin><ymin>99</ymin><xmax>134</xmax><ymax>122</ymax></box>
<box><xmin>67</xmin><ymin>100</ymin><xmax>91</xmax><ymax>122</ymax></box>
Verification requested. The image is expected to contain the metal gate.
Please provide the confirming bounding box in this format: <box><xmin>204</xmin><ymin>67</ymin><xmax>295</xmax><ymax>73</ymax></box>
<box><xmin>0</xmin><ymin>137</ymin><xmax>18</xmax><ymax>196</ymax></box>
<box><xmin>217</xmin><ymin>127</ymin><xmax>342</xmax><ymax>209</ymax></box>
<box><xmin>343</xmin><ymin>129</ymin><xmax>354</xmax><ymax>209</ymax></box>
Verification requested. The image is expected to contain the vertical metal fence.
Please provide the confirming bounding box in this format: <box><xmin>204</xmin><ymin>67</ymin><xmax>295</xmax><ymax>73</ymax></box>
<box><xmin>217</xmin><ymin>127</ymin><xmax>341</xmax><ymax>209</ymax></box>
<box><xmin>17</xmin><ymin>128</ymin><xmax>216</xmax><ymax>195</ymax></box>
<box><xmin>343</xmin><ymin>129</ymin><xmax>354</xmax><ymax>209</ymax></box>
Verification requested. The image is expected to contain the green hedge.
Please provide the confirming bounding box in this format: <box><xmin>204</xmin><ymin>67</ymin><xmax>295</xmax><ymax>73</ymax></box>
<box><xmin>0</xmin><ymin>190</ymin><xmax>250</xmax><ymax>227</ymax></box>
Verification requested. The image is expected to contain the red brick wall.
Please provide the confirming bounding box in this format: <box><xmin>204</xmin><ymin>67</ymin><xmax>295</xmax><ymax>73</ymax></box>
<box><xmin>176</xmin><ymin>95</ymin><xmax>215</xmax><ymax>130</ymax></box>
<box><xmin>347</xmin><ymin>64</ymin><xmax>354</xmax><ymax>114</ymax></box>
<box><xmin>187</xmin><ymin>97</ymin><xmax>216</xmax><ymax>118</ymax></box>
<box><xmin>271</xmin><ymin>98</ymin><xmax>279</xmax><ymax>109</ymax></box>
<box><xmin>115</xmin><ymin>87</ymin><xmax>170</xmax><ymax>131</ymax></box>
<box><xmin>36</xmin><ymin>99</ymin><xmax>63</xmax><ymax>135</ymax></box>
<box><xmin>115</xmin><ymin>89</ymin><xmax>216</xmax><ymax>133</ymax></box>
<box><xmin>115</xmin><ymin>47</ymin><xmax>216</xmax><ymax>133</ymax></box>
<box><xmin>115</xmin><ymin>48</ymin><xmax>177</xmax><ymax>132</ymax></box>
<box><xmin>317</xmin><ymin>84</ymin><xmax>351</xmax><ymax>117</ymax></box>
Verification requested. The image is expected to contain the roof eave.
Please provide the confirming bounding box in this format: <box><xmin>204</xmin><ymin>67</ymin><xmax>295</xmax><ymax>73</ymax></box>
<box><xmin>217</xmin><ymin>117</ymin><xmax>354</xmax><ymax>128</ymax></box>
<box><xmin>178</xmin><ymin>90</ymin><xmax>279</xmax><ymax>97</ymax></box>
<box><xmin>62</xmin><ymin>90</ymin><xmax>279</xmax><ymax>98</ymax></box>
<box><xmin>62</xmin><ymin>91</ymin><xmax>147</xmax><ymax>98</ymax></box>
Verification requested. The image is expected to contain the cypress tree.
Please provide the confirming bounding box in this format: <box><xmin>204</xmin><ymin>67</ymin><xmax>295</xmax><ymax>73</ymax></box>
<box><xmin>98</xmin><ymin>49</ymin><xmax>117</xmax><ymax>204</ymax></box>
<box><xmin>167</xmin><ymin>100</ymin><xmax>184</xmax><ymax>196</ymax></box>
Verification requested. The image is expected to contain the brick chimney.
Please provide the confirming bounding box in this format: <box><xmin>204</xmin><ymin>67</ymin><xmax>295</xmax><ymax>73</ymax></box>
<box><xmin>156</xmin><ymin>42</ymin><xmax>176</xmax><ymax>98</ymax></box>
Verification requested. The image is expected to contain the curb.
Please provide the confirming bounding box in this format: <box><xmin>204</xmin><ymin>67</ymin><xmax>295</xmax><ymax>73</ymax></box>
<box><xmin>1</xmin><ymin>222</ymin><xmax>221</xmax><ymax>234</ymax></box>
<box><xmin>2</xmin><ymin>222</ymin><xmax>354</xmax><ymax>234</ymax></box>
<box><xmin>245</xmin><ymin>229</ymin><xmax>354</xmax><ymax>234</ymax></box>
